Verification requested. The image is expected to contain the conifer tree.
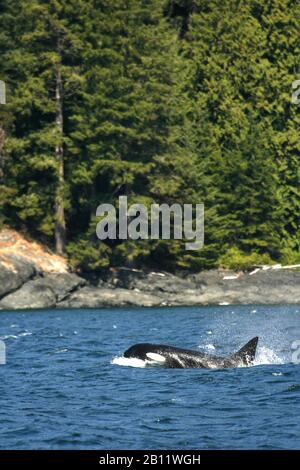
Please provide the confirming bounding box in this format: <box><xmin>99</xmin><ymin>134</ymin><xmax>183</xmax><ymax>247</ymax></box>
<box><xmin>67</xmin><ymin>0</ymin><xmax>179</xmax><ymax>269</ymax></box>
<box><xmin>1</xmin><ymin>0</ymin><xmax>87</xmax><ymax>253</ymax></box>
<box><xmin>1</xmin><ymin>0</ymin><xmax>300</xmax><ymax>271</ymax></box>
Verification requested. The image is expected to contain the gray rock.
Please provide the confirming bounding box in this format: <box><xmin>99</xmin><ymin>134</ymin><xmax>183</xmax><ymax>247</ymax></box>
<box><xmin>59</xmin><ymin>286</ymin><xmax>164</xmax><ymax>309</ymax></box>
<box><xmin>102</xmin><ymin>268</ymin><xmax>197</xmax><ymax>294</ymax></box>
<box><xmin>0</xmin><ymin>272</ymin><xmax>86</xmax><ymax>310</ymax></box>
<box><xmin>187</xmin><ymin>269</ymin><xmax>228</xmax><ymax>287</ymax></box>
<box><xmin>1</xmin><ymin>263</ymin><xmax>300</xmax><ymax>310</ymax></box>
<box><xmin>0</xmin><ymin>279</ymin><xmax>56</xmax><ymax>310</ymax></box>
<box><xmin>41</xmin><ymin>273</ymin><xmax>86</xmax><ymax>301</ymax></box>
<box><xmin>0</xmin><ymin>254</ymin><xmax>36</xmax><ymax>299</ymax></box>
<box><xmin>59</xmin><ymin>268</ymin><xmax>300</xmax><ymax>308</ymax></box>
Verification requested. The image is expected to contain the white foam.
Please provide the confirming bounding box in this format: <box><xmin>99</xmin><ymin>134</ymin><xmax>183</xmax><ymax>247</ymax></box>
<box><xmin>198</xmin><ymin>343</ymin><xmax>216</xmax><ymax>351</ymax></box>
<box><xmin>253</xmin><ymin>346</ymin><xmax>284</xmax><ymax>366</ymax></box>
<box><xmin>111</xmin><ymin>356</ymin><xmax>147</xmax><ymax>368</ymax></box>
<box><xmin>54</xmin><ymin>348</ymin><xmax>68</xmax><ymax>354</ymax></box>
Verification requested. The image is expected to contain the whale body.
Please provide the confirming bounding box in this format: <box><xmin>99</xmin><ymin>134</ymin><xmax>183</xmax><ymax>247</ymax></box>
<box><xmin>123</xmin><ymin>337</ymin><xmax>259</xmax><ymax>369</ymax></box>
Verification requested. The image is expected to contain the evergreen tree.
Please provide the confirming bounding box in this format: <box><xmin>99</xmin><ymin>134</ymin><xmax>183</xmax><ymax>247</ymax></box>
<box><xmin>249</xmin><ymin>0</ymin><xmax>300</xmax><ymax>262</ymax></box>
<box><xmin>1</xmin><ymin>0</ymin><xmax>300</xmax><ymax>271</ymax></box>
<box><xmin>67</xmin><ymin>0</ymin><xmax>179</xmax><ymax>269</ymax></box>
<box><xmin>163</xmin><ymin>0</ymin><xmax>299</xmax><ymax>267</ymax></box>
<box><xmin>1</xmin><ymin>0</ymin><xmax>87</xmax><ymax>253</ymax></box>
<box><xmin>0</xmin><ymin>0</ymin><xmax>18</xmax><ymax>224</ymax></box>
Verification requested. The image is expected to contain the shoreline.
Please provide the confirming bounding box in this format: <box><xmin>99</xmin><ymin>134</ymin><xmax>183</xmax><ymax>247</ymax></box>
<box><xmin>1</xmin><ymin>261</ymin><xmax>300</xmax><ymax>311</ymax></box>
<box><xmin>1</xmin><ymin>228</ymin><xmax>300</xmax><ymax>311</ymax></box>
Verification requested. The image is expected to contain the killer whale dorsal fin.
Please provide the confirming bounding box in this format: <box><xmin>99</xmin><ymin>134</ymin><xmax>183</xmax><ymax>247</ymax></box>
<box><xmin>231</xmin><ymin>337</ymin><xmax>259</xmax><ymax>365</ymax></box>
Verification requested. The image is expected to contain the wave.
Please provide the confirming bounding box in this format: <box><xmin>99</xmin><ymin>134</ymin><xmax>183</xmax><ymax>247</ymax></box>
<box><xmin>0</xmin><ymin>334</ymin><xmax>18</xmax><ymax>340</ymax></box>
<box><xmin>0</xmin><ymin>331</ymin><xmax>33</xmax><ymax>340</ymax></box>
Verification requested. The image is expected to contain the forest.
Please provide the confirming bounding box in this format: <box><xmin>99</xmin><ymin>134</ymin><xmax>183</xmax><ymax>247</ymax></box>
<box><xmin>0</xmin><ymin>0</ymin><xmax>300</xmax><ymax>272</ymax></box>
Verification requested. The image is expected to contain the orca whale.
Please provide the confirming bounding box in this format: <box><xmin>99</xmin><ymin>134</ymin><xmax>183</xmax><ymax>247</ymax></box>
<box><xmin>123</xmin><ymin>337</ymin><xmax>258</xmax><ymax>369</ymax></box>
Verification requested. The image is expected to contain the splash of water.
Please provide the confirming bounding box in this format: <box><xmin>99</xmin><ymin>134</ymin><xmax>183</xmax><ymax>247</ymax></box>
<box><xmin>111</xmin><ymin>356</ymin><xmax>147</xmax><ymax>368</ymax></box>
<box><xmin>205</xmin><ymin>343</ymin><xmax>215</xmax><ymax>351</ymax></box>
<box><xmin>253</xmin><ymin>346</ymin><xmax>285</xmax><ymax>366</ymax></box>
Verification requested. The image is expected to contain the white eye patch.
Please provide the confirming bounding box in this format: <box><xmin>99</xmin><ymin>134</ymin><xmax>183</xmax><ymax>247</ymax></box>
<box><xmin>146</xmin><ymin>352</ymin><xmax>166</xmax><ymax>363</ymax></box>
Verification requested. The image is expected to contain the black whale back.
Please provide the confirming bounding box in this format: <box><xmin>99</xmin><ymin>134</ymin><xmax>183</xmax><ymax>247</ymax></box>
<box><xmin>124</xmin><ymin>343</ymin><xmax>222</xmax><ymax>368</ymax></box>
<box><xmin>123</xmin><ymin>337</ymin><xmax>259</xmax><ymax>369</ymax></box>
<box><xmin>124</xmin><ymin>343</ymin><xmax>204</xmax><ymax>361</ymax></box>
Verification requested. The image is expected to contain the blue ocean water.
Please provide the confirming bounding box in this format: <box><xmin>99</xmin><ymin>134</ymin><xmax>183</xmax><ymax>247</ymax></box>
<box><xmin>0</xmin><ymin>304</ymin><xmax>300</xmax><ymax>450</ymax></box>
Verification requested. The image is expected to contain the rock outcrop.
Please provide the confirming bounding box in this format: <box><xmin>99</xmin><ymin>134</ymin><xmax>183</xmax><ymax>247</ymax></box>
<box><xmin>1</xmin><ymin>228</ymin><xmax>300</xmax><ymax>310</ymax></box>
<box><xmin>0</xmin><ymin>254</ymin><xmax>36</xmax><ymax>298</ymax></box>
<box><xmin>0</xmin><ymin>273</ymin><xmax>86</xmax><ymax>310</ymax></box>
<box><xmin>57</xmin><ymin>268</ymin><xmax>300</xmax><ymax>309</ymax></box>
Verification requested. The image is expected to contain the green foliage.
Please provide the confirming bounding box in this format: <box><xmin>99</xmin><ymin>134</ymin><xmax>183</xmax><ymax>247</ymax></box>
<box><xmin>279</xmin><ymin>242</ymin><xmax>300</xmax><ymax>266</ymax></box>
<box><xmin>1</xmin><ymin>0</ymin><xmax>300</xmax><ymax>272</ymax></box>
<box><xmin>218</xmin><ymin>248</ymin><xmax>274</xmax><ymax>271</ymax></box>
<box><xmin>67</xmin><ymin>238</ymin><xmax>111</xmax><ymax>272</ymax></box>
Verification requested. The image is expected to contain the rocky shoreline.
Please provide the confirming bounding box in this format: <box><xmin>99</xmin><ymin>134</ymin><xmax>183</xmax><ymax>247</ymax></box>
<box><xmin>1</xmin><ymin>255</ymin><xmax>300</xmax><ymax>310</ymax></box>
<box><xmin>1</xmin><ymin>228</ymin><xmax>300</xmax><ymax>311</ymax></box>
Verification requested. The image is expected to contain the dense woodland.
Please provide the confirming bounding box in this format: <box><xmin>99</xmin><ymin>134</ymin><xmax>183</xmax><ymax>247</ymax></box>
<box><xmin>0</xmin><ymin>0</ymin><xmax>300</xmax><ymax>272</ymax></box>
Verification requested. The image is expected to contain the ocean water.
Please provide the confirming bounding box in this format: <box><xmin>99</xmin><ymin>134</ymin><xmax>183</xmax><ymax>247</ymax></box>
<box><xmin>0</xmin><ymin>304</ymin><xmax>300</xmax><ymax>450</ymax></box>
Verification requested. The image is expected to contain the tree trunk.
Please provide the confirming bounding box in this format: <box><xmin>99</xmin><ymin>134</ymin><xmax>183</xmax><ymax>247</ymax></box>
<box><xmin>54</xmin><ymin>65</ymin><xmax>66</xmax><ymax>255</ymax></box>
<box><xmin>0</xmin><ymin>125</ymin><xmax>5</xmax><ymax>182</ymax></box>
